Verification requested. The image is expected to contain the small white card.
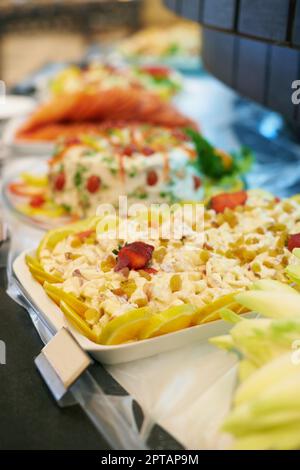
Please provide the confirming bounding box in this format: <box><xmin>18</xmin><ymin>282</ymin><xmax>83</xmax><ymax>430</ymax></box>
<box><xmin>43</xmin><ymin>328</ymin><xmax>91</xmax><ymax>388</ymax></box>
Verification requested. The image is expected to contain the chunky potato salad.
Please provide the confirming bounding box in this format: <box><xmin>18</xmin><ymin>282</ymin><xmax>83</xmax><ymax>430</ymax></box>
<box><xmin>26</xmin><ymin>190</ymin><xmax>300</xmax><ymax>345</ymax></box>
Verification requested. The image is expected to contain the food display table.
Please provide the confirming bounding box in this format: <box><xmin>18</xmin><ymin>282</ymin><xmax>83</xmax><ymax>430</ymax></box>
<box><xmin>2</xmin><ymin>63</ymin><xmax>300</xmax><ymax>451</ymax></box>
<box><xmin>0</xmin><ymin>242</ymin><xmax>108</xmax><ymax>450</ymax></box>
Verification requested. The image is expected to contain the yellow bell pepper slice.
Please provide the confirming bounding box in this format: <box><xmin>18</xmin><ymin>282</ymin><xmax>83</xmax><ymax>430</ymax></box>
<box><xmin>21</xmin><ymin>173</ymin><xmax>48</xmax><ymax>188</ymax></box>
<box><xmin>43</xmin><ymin>282</ymin><xmax>87</xmax><ymax>317</ymax></box>
<box><xmin>60</xmin><ymin>300</ymin><xmax>98</xmax><ymax>343</ymax></box>
<box><xmin>18</xmin><ymin>204</ymin><xmax>66</xmax><ymax>219</ymax></box>
<box><xmin>140</xmin><ymin>304</ymin><xmax>197</xmax><ymax>340</ymax></box>
<box><xmin>100</xmin><ymin>307</ymin><xmax>152</xmax><ymax>345</ymax></box>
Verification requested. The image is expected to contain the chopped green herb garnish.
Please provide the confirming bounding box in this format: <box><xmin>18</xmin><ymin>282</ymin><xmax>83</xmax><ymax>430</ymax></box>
<box><xmin>165</xmin><ymin>43</ymin><xmax>180</xmax><ymax>57</ymax></box>
<box><xmin>128</xmin><ymin>169</ymin><xmax>137</xmax><ymax>178</ymax></box>
<box><xmin>61</xmin><ymin>204</ymin><xmax>71</xmax><ymax>213</ymax></box>
<box><xmin>74</xmin><ymin>165</ymin><xmax>88</xmax><ymax>187</ymax></box>
<box><xmin>83</xmin><ymin>150</ymin><xmax>97</xmax><ymax>157</ymax></box>
<box><xmin>186</xmin><ymin>128</ymin><xmax>254</xmax><ymax>180</ymax></box>
<box><xmin>102</xmin><ymin>156</ymin><xmax>114</xmax><ymax>164</ymax></box>
<box><xmin>74</xmin><ymin>171</ymin><xmax>82</xmax><ymax>187</ymax></box>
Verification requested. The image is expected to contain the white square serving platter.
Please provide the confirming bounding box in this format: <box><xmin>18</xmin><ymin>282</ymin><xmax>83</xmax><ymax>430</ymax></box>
<box><xmin>14</xmin><ymin>250</ymin><xmax>235</xmax><ymax>365</ymax></box>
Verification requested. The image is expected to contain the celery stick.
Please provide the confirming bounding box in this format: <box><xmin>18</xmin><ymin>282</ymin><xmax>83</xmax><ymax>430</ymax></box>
<box><xmin>234</xmin><ymin>353</ymin><xmax>299</xmax><ymax>406</ymax></box>
<box><xmin>235</xmin><ymin>291</ymin><xmax>300</xmax><ymax>319</ymax></box>
<box><xmin>231</xmin><ymin>421</ymin><xmax>300</xmax><ymax>450</ymax></box>
<box><xmin>251</xmin><ymin>279</ymin><xmax>297</xmax><ymax>294</ymax></box>
<box><xmin>238</xmin><ymin>360</ymin><xmax>257</xmax><ymax>382</ymax></box>
<box><xmin>209</xmin><ymin>335</ymin><xmax>234</xmax><ymax>351</ymax></box>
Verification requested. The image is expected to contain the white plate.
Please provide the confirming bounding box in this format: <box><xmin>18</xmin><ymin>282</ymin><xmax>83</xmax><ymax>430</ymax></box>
<box><xmin>0</xmin><ymin>95</ymin><xmax>36</xmax><ymax>120</ymax></box>
<box><xmin>3</xmin><ymin>116</ymin><xmax>54</xmax><ymax>156</ymax></box>
<box><xmin>2</xmin><ymin>157</ymin><xmax>73</xmax><ymax>231</ymax></box>
<box><xmin>13</xmin><ymin>250</ymin><xmax>236</xmax><ymax>365</ymax></box>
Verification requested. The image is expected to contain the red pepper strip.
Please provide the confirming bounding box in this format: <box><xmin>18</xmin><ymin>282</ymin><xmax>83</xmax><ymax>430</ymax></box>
<box><xmin>9</xmin><ymin>182</ymin><xmax>45</xmax><ymax>198</ymax></box>
<box><xmin>210</xmin><ymin>191</ymin><xmax>248</xmax><ymax>213</ymax></box>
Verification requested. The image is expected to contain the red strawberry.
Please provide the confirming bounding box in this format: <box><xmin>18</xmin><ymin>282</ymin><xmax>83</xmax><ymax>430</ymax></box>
<box><xmin>30</xmin><ymin>195</ymin><xmax>45</xmax><ymax>208</ymax></box>
<box><xmin>288</xmin><ymin>233</ymin><xmax>300</xmax><ymax>252</ymax></box>
<box><xmin>147</xmin><ymin>170</ymin><xmax>158</xmax><ymax>186</ymax></box>
<box><xmin>54</xmin><ymin>172</ymin><xmax>65</xmax><ymax>191</ymax></box>
<box><xmin>211</xmin><ymin>191</ymin><xmax>248</xmax><ymax>213</ymax></box>
<box><xmin>115</xmin><ymin>242</ymin><xmax>154</xmax><ymax>272</ymax></box>
<box><xmin>86</xmin><ymin>175</ymin><xmax>101</xmax><ymax>193</ymax></box>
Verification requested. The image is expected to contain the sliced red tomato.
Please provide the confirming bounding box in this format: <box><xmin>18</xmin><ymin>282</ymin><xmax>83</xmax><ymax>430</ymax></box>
<box><xmin>147</xmin><ymin>170</ymin><xmax>158</xmax><ymax>186</ymax></box>
<box><xmin>141</xmin><ymin>66</ymin><xmax>170</xmax><ymax>78</ymax></box>
<box><xmin>122</xmin><ymin>144</ymin><xmax>138</xmax><ymax>157</ymax></box>
<box><xmin>288</xmin><ymin>233</ymin><xmax>300</xmax><ymax>252</ymax></box>
<box><xmin>9</xmin><ymin>182</ymin><xmax>44</xmax><ymax>198</ymax></box>
<box><xmin>142</xmin><ymin>146</ymin><xmax>155</xmax><ymax>156</ymax></box>
<box><xmin>30</xmin><ymin>195</ymin><xmax>46</xmax><ymax>208</ymax></box>
<box><xmin>54</xmin><ymin>173</ymin><xmax>66</xmax><ymax>191</ymax></box>
<box><xmin>86</xmin><ymin>175</ymin><xmax>101</xmax><ymax>193</ymax></box>
<box><xmin>211</xmin><ymin>191</ymin><xmax>248</xmax><ymax>213</ymax></box>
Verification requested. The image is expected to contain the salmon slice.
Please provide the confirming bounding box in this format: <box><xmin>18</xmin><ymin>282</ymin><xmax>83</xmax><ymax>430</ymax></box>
<box><xmin>16</xmin><ymin>88</ymin><xmax>197</xmax><ymax>142</ymax></box>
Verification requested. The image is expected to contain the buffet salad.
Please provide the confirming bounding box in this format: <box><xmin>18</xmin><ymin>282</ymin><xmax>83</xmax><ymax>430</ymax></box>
<box><xmin>8</xmin><ymin>128</ymin><xmax>251</xmax><ymax>223</ymax></box>
<box><xmin>48</xmin><ymin>63</ymin><xmax>182</xmax><ymax>101</ymax></box>
<box><xmin>5</xmin><ymin>40</ymin><xmax>300</xmax><ymax>450</ymax></box>
<box><xmin>25</xmin><ymin>190</ymin><xmax>300</xmax><ymax>347</ymax></box>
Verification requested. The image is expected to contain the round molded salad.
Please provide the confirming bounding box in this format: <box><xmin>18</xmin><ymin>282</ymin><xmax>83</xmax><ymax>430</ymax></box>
<box><xmin>8</xmin><ymin>126</ymin><xmax>252</xmax><ymax>223</ymax></box>
<box><xmin>48</xmin><ymin>63</ymin><xmax>182</xmax><ymax>101</ymax></box>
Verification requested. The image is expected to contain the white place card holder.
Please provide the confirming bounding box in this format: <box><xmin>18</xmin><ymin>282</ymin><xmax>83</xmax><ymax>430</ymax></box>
<box><xmin>35</xmin><ymin>327</ymin><xmax>92</xmax><ymax>406</ymax></box>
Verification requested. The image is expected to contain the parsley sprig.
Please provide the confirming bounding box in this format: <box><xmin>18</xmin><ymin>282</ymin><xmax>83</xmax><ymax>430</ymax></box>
<box><xmin>186</xmin><ymin>128</ymin><xmax>253</xmax><ymax>180</ymax></box>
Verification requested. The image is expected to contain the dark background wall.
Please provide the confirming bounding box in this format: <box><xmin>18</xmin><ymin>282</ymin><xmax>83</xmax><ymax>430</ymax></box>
<box><xmin>164</xmin><ymin>0</ymin><xmax>300</xmax><ymax>127</ymax></box>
